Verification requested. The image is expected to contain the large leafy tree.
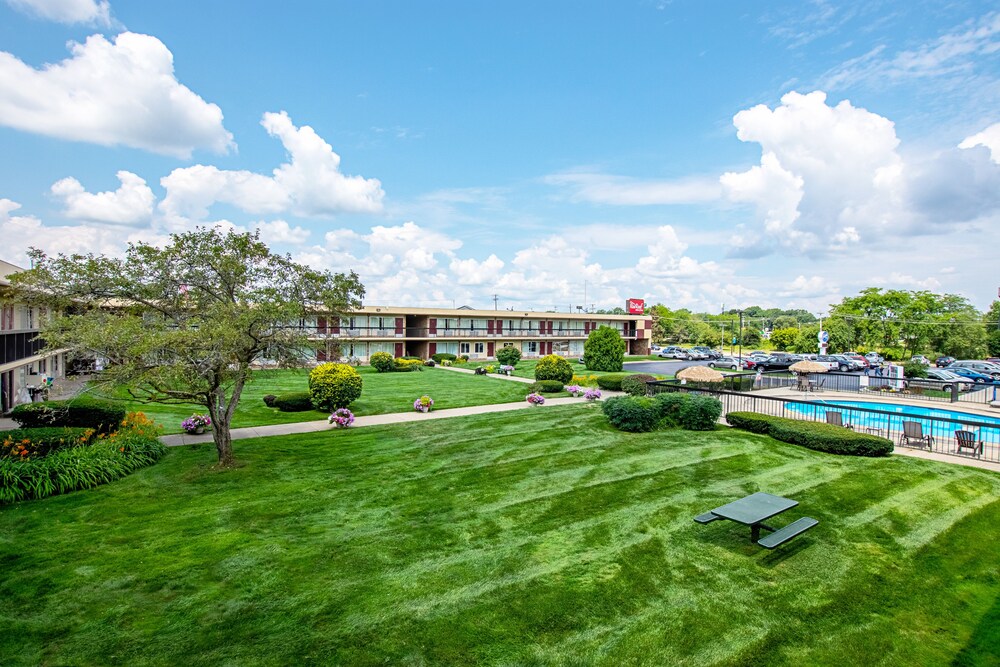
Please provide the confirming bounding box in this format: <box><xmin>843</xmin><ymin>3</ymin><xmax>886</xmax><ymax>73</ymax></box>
<box><xmin>10</xmin><ymin>228</ymin><xmax>364</xmax><ymax>466</ymax></box>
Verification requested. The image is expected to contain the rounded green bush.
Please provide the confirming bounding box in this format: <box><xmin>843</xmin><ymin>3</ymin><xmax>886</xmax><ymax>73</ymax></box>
<box><xmin>534</xmin><ymin>354</ymin><xmax>574</xmax><ymax>384</ymax></box>
<box><xmin>262</xmin><ymin>394</ymin><xmax>277</xmax><ymax>407</ymax></box>
<box><xmin>583</xmin><ymin>326</ymin><xmax>626</xmax><ymax>372</ymax></box>
<box><xmin>308</xmin><ymin>363</ymin><xmax>363</xmax><ymax>410</ymax></box>
<box><xmin>595</xmin><ymin>373</ymin><xmax>628</xmax><ymax>391</ymax></box>
<box><xmin>431</xmin><ymin>353</ymin><xmax>457</xmax><ymax>363</ymax></box>
<box><xmin>369</xmin><ymin>351</ymin><xmax>395</xmax><ymax>373</ymax></box>
<box><xmin>496</xmin><ymin>346</ymin><xmax>522</xmax><ymax>367</ymax></box>
<box><xmin>653</xmin><ymin>392</ymin><xmax>689</xmax><ymax>427</ymax></box>
<box><xmin>601</xmin><ymin>396</ymin><xmax>660</xmax><ymax>432</ymax></box>
<box><xmin>677</xmin><ymin>395</ymin><xmax>723</xmax><ymax>430</ymax></box>
<box><xmin>526</xmin><ymin>380</ymin><xmax>565</xmax><ymax>394</ymax></box>
<box><xmin>273</xmin><ymin>391</ymin><xmax>315</xmax><ymax>412</ymax></box>
<box><xmin>620</xmin><ymin>374</ymin><xmax>655</xmax><ymax>396</ymax></box>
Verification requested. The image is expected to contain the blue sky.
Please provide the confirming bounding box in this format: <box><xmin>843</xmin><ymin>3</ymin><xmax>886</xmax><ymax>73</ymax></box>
<box><xmin>1</xmin><ymin>0</ymin><xmax>999</xmax><ymax>313</ymax></box>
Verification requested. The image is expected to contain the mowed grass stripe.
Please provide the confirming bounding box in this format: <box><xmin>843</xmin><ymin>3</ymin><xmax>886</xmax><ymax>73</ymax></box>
<box><xmin>3</xmin><ymin>405</ymin><xmax>1000</xmax><ymax>665</ymax></box>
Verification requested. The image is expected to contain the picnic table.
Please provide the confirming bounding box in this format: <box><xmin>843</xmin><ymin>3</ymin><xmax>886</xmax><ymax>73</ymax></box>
<box><xmin>695</xmin><ymin>492</ymin><xmax>818</xmax><ymax>548</ymax></box>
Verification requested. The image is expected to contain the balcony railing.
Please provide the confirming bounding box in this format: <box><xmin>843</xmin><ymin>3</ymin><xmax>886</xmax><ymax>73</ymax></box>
<box><xmin>1</xmin><ymin>331</ymin><xmax>45</xmax><ymax>366</ymax></box>
<box><xmin>302</xmin><ymin>326</ymin><xmax>638</xmax><ymax>339</ymax></box>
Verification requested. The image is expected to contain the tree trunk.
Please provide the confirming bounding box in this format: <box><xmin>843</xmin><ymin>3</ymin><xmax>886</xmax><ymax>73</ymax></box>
<box><xmin>205</xmin><ymin>391</ymin><xmax>236</xmax><ymax>467</ymax></box>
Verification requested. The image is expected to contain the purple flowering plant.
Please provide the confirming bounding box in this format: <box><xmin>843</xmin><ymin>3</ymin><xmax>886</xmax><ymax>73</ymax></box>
<box><xmin>328</xmin><ymin>408</ymin><xmax>355</xmax><ymax>427</ymax></box>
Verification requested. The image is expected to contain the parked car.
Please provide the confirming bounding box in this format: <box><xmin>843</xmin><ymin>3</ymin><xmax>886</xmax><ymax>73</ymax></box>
<box><xmin>830</xmin><ymin>354</ymin><xmax>863</xmax><ymax>372</ymax></box>
<box><xmin>843</xmin><ymin>352</ymin><xmax>870</xmax><ymax>368</ymax></box>
<box><xmin>910</xmin><ymin>355</ymin><xmax>931</xmax><ymax>365</ymax></box>
<box><xmin>987</xmin><ymin>357</ymin><xmax>1000</xmax><ymax>365</ymax></box>
<box><xmin>950</xmin><ymin>360</ymin><xmax>1000</xmax><ymax>380</ymax></box>
<box><xmin>656</xmin><ymin>346</ymin><xmax>690</xmax><ymax>360</ymax></box>
<box><xmin>756</xmin><ymin>355</ymin><xmax>795</xmax><ymax>371</ymax></box>
<box><xmin>690</xmin><ymin>346</ymin><xmax>722</xmax><ymax>360</ymax></box>
<box><xmin>685</xmin><ymin>349</ymin><xmax>710</xmax><ymax>360</ymax></box>
<box><xmin>946</xmin><ymin>366</ymin><xmax>997</xmax><ymax>384</ymax></box>
<box><xmin>708</xmin><ymin>356</ymin><xmax>741</xmax><ymax>370</ymax></box>
<box><xmin>864</xmin><ymin>352</ymin><xmax>884</xmax><ymax>364</ymax></box>
<box><xmin>923</xmin><ymin>369</ymin><xmax>975</xmax><ymax>391</ymax></box>
<box><xmin>813</xmin><ymin>355</ymin><xmax>842</xmax><ymax>371</ymax></box>
<box><xmin>935</xmin><ymin>356</ymin><xmax>955</xmax><ymax>367</ymax></box>
<box><xmin>740</xmin><ymin>358</ymin><xmax>758</xmax><ymax>370</ymax></box>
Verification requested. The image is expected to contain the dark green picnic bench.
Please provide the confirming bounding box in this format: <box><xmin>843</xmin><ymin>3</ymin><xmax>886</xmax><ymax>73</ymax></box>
<box><xmin>695</xmin><ymin>492</ymin><xmax>818</xmax><ymax>549</ymax></box>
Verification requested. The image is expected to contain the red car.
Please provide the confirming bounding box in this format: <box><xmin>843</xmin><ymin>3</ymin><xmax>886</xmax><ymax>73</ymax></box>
<box><xmin>741</xmin><ymin>358</ymin><xmax>758</xmax><ymax>370</ymax></box>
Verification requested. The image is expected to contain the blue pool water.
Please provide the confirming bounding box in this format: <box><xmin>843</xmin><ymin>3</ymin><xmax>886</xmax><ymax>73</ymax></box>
<box><xmin>784</xmin><ymin>400</ymin><xmax>1000</xmax><ymax>443</ymax></box>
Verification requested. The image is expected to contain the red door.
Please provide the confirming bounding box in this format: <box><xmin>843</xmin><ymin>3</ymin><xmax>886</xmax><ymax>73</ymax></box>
<box><xmin>331</xmin><ymin>318</ymin><xmax>340</xmax><ymax>334</ymax></box>
<box><xmin>394</xmin><ymin>342</ymin><xmax>404</xmax><ymax>357</ymax></box>
<box><xmin>584</xmin><ymin>321</ymin><xmax>590</xmax><ymax>334</ymax></box>
<box><xmin>429</xmin><ymin>318</ymin><xmax>437</xmax><ymax>335</ymax></box>
<box><xmin>317</xmin><ymin>316</ymin><xmax>327</xmax><ymax>334</ymax></box>
<box><xmin>487</xmin><ymin>320</ymin><xmax>495</xmax><ymax>334</ymax></box>
<box><xmin>548</xmin><ymin>321</ymin><xmax>554</xmax><ymax>334</ymax></box>
<box><xmin>429</xmin><ymin>342</ymin><xmax>437</xmax><ymax>356</ymax></box>
<box><xmin>495</xmin><ymin>319</ymin><xmax>503</xmax><ymax>333</ymax></box>
<box><xmin>317</xmin><ymin>349</ymin><xmax>327</xmax><ymax>361</ymax></box>
<box><xmin>487</xmin><ymin>342</ymin><xmax>495</xmax><ymax>357</ymax></box>
<box><xmin>395</xmin><ymin>318</ymin><xmax>404</xmax><ymax>335</ymax></box>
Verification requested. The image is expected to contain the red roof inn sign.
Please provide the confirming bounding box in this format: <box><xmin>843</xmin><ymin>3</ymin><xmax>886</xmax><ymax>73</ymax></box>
<box><xmin>627</xmin><ymin>299</ymin><xmax>645</xmax><ymax>315</ymax></box>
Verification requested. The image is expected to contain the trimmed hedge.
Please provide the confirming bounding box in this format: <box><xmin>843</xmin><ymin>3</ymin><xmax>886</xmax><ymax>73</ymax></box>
<box><xmin>678</xmin><ymin>395</ymin><xmax>723</xmax><ymax>431</ymax></box>
<box><xmin>432</xmin><ymin>353</ymin><xmax>457</xmax><ymax>363</ymax></box>
<box><xmin>526</xmin><ymin>380</ymin><xmax>565</xmax><ymax>394</ymax></box>
<box><xmin>1</xmin><ymin>427</ymin><xmax>95</xmax><ymax>458</ymax></box>
<box><xmin>596</xmin><ymin>373</ymin><xmax>629</xmax><ymax>391</ymax></box>
<box><xmin>273</xmin><ymin>392</ymin><xmax>315</xmax><ymax>412</ymax></box>
<box><xmin>10</xmin><ymin>398</ymin><xmax>126</xmax><ymax>434</ymax></box>
<box><xmin>393</xmin><ymin>358</ymin><xmax>424</xmax><ymax>373</ymax></box>
<box><xmin>369</xmin><ymin>351</ymin><xmax>394</xmax><ymax>373</ymax></box>
<box><xmin>621</xmin><ymin>374</ymin><xmax>655</xmax><ymax>396</ymax></box>
<box><xmin>262</xmin><ymin>394</ymin><xmax>277</xmax><ymax>407</ymax></box>
<box><xmin>309</xmin><ymin>363</ymin><xmax>363</xmax><ymax>410</ymax></box>
<box><xmin>534</xmin><ymin>354</ymin><xmax>574</xmax><ymax>384</ymax></box>
<box><xmin>602</xmin><ymin>396</ymin><xmax>660</xmax><ymax>432</ymax></box>
<box><xmin>726</xmin><ymin>411</ymin><xmax>893</xmax><ymax>457</ymax></box>
<box><xmin>0</xmin><ymin>413</ymin><xmax>165</xmax><ymax>504</ymax></box>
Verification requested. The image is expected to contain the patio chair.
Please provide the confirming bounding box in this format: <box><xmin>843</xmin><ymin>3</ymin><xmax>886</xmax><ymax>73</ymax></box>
<box><xmin>810</xmin><ymin>378</ymin><xmax>825</xmax><ymax>392</ymax></box>
<box><xmin>954</xmin><ymin>430</ymin><xmax>984</xmax><ymax>457</ymax></box>
<box><xmin>900</xmin><ymin>421</ymin><xmax>933</xmax><ymax>450</ymax></box>
<box><xmin>825</xmin><ymin>411</ymin><xmax>853</xmax><ymax>430</ymax></box>
<box><xmin>796</xmin><ymin>375</ymin><xmax>810</xmax><ymax>392</ymax></box>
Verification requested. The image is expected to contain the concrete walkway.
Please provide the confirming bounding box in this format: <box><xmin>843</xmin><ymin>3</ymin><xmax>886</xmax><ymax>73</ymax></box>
<box><xmin>160</xmin><ymin>395</ymin><xmax>606</xmax><ymax>446</ymax></box>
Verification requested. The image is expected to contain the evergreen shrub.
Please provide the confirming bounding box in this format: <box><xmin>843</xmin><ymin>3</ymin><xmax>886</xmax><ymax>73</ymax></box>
<box><xmin>601</xmin><ymin>396</ymin><xmax>660</xmax><ymax>432</ymax></box>
<box><xmin>726</xmin><ymin>411</ymin><xmax>893</xmax><ymax>456</ymax></box>
<box><xmin>595</xmin><ymin>373</ymin><xmax>628</xmax><ymax>391</ymax></box>
<box><xmin>369</xmin><ymin>351</ymin><xmax>395</xmax><ymax>373</ymax></box>
<box><xmin>496</xmin><ymin>347</ymin><xmax>522</xmax><ymax>367</ymax></box>
<box><xmin>583</xmin><ymin>326</ymin><xmax>626</xmax><ymax>371</ymax></box>
<box><xmin>620</xmin><ymin>374</ymin><xmax>655</xmax><ymax>396</ymax></box>
<box><xmin>308</xmin><ymin>362</ymin><xmax>363</xmax><ymax>410</ymax></box>
<box><xmin>273</xmin><ymin>392</ymin><xmax>314</xmax><ymax>412</ymax></box>
<box><xmin>534</xmin><ymin>354</ymin><xmax>574</xmax><ymax>384</ymax></box>
<box><xmin>11</xmin><ymin>398</ymin><xmax>126</xmax><ymax>434</ymax></box>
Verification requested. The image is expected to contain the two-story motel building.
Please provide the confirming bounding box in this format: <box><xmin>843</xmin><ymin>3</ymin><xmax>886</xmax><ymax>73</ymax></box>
<box><xmin>308</xmin><ymin>306</ymin><xmax>653</xmax><ymax>362</ymax></box>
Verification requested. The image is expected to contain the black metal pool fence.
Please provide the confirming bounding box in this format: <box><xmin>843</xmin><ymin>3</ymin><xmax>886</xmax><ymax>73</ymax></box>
<box><xmin>647</xmin><ymin>381</ymin><xmax>1000</xmax><ymax>463</ymax></box>
<box><xmin>675</xmin><ymin>370</ymin><xmax>996</xmax><ymax>406</ymax></box>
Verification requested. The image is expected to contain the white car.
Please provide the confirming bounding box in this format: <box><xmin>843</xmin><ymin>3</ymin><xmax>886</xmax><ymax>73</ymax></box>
<box><xmin>657</xmin><ymin>347</ymin><xmax>690</xmax><ymax>360</ymax></box>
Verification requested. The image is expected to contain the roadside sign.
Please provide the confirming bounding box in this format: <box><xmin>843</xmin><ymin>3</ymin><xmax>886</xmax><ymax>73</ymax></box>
<box><xmin>818</xmin><ymin>330</ymin><xmax>829</xmax><ymax>344</ymax></box>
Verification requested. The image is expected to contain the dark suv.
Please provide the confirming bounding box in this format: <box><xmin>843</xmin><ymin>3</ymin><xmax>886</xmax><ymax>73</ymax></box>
<box><xmin>755</xmin><ymin>355</ymin><xmax>794</xmax><ymax>371</ymax></box>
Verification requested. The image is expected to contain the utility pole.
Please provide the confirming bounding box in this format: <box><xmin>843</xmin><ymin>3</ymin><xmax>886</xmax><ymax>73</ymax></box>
<box><xmin>492</xmin><ymin>294</ymin><xmax>499</xmax><ymax>310</ymax></box>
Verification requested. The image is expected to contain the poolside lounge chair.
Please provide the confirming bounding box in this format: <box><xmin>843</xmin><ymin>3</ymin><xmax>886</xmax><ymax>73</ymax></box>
<box><xmin>825</xmin><ymin>411</ymin><xmax>853</xmax><ymax>430</ymax></box>
<box><xmin>900</xmin><ymin>421</ymin><xmax>933</xmax><ymax>450</ymax></box>
<box><xmin>954</xmin><ymin>430</ymin><xmax>984</xmax><ymax>457</ymax></box>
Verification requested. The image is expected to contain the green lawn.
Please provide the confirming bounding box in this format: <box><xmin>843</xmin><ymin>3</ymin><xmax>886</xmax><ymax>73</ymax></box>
<box><xmin>88</xmin><ymin>366</ymin><xmax>535</xmax><ymax>434</ymax></box>
<box><xmin>2</xmin><ymin>405</ymin><xmax>998</xmax><ymax>665</ymax></box>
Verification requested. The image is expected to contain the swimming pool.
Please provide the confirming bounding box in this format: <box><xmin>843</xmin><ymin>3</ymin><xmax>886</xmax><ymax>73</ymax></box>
<box><xmin>784</xmin><ymin>399</ymin><xmax>1000</xmax><ymax>442</ymax></box>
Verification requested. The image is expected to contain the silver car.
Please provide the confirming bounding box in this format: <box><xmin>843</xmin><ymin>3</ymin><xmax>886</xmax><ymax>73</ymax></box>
<box><xmin>950</xmin><ymin>360</ymin><xmax>1000</xmax><ymax>380</ymax></box>
<box><xmin>708</xmin><ymin>356</ymin><xmax>741</xmax><ymax>370</ymax></box>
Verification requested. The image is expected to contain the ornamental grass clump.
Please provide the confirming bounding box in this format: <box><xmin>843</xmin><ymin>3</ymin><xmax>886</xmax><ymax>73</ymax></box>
<box><xmin>328</xmin><ymin>408</ymin><xmax>355</xmax><ymax>428</ymax></box>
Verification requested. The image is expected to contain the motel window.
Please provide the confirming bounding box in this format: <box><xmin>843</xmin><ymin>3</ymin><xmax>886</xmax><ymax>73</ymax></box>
<box><xmin>527</xmin><ymin>342</ymin><xmax>538</xmax><ymax>353</ymax></box>
<box><xmin>502</xmin><ymin>342</ymin><xmax>514</xmax><ymax>348</ymax></box>
<box><xmin>474</xmin><ymin>342</ymin><xmax>484</xmax><ymax>354</ymax></box>
<box><xmin>460</xmin><ymin>342</ymin><xmax>470</xmax><ymax>354</ymax></box>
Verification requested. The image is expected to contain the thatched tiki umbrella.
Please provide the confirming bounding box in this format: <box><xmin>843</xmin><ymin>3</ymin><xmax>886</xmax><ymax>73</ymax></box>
<box><xmin>675</xmin><ymin>365</ymin><xmax>725</xmax><ymax>384</ymax></box>
<box><xmin>789</xmin><ymin>360</ymin><xmax>829</xmax><ymax>391</ymax></box>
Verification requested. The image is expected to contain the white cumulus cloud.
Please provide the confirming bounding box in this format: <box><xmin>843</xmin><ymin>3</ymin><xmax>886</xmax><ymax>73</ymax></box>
<box><xmin>0</xmin><ymin>32</ymin><xmax>233</xmax><ymax>157</ymax></box>
<box><xmin>160</xmin><ymin>111</ymin><xmax>383</xmax><ymax>222</ymax></box>
<box><xmin>51</xmin><ymin>170</ymin><xmax>154</xmax><ymax>226</ymax></box>
<box><xmin>253</xmin><ymin>219</ymin><xmax>310</xmax><ymax>246</ymax></box>
<box><xmin>5</xmin><ymin>0</ymin><xmax>111</xmax><ymax>25</ymax></box>
<box><xmin>959</xmin><ymin>121</ymin><xmax>1000</xmax><ymax>164</ymax></box>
